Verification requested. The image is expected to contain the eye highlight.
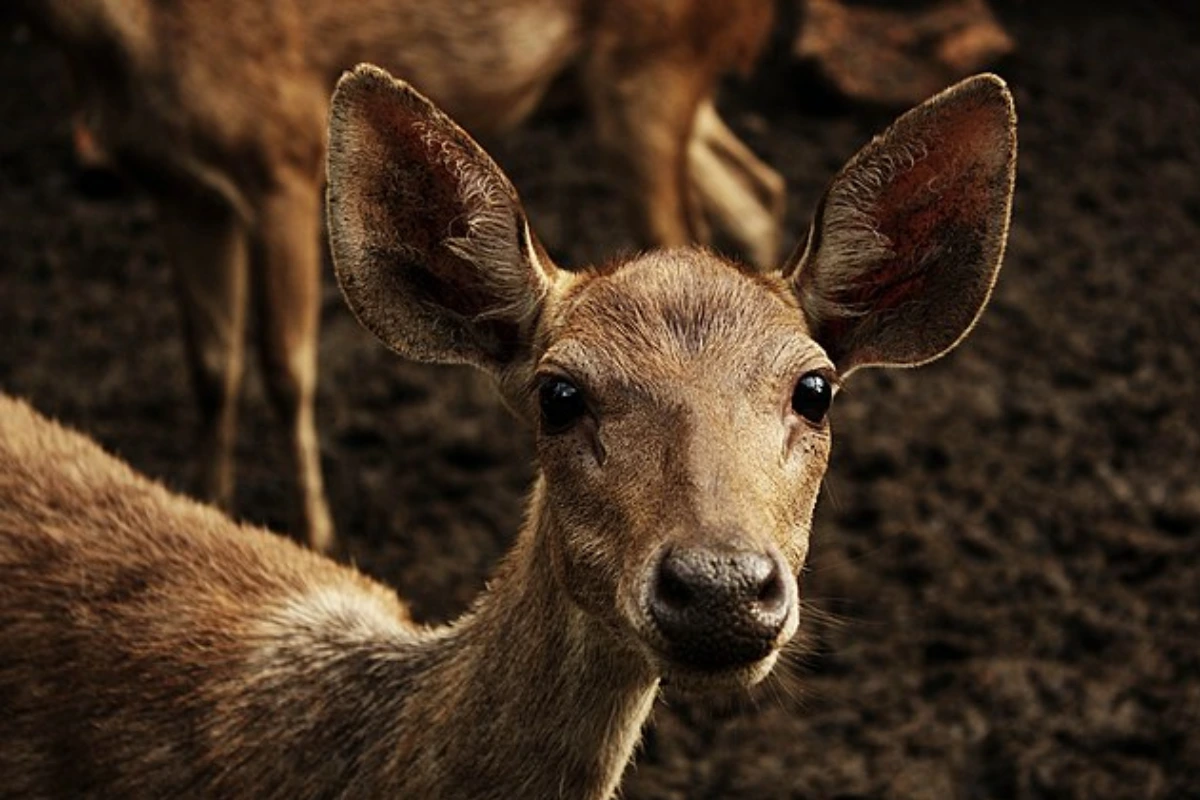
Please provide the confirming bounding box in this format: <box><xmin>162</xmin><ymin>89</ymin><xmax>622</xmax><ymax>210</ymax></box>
<box><xmin>538</xmin><ymin>377</ymin><xmax>586</xmax><ymax>434</ymax></box>
<box><xmin>791</xmin><ymin>372</ymin><xmax>833</xmax><ymax>423</ymax></box>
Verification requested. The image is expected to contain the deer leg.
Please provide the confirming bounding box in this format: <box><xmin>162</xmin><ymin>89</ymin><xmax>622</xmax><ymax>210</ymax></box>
<box><xmin>158</xmin><ymin>192</ymin><xmax>249</xmax><ymax>510</ymax></box>
<box><xmin>584</xmin><ymin>55</ymin><xmax>709</xmax><ymax>251</ymax></box>
<box><xmin>688</xmin><ymin>98</ymin><xmax>786</xmax><ymax>269</ymax></box>
<box><xmin>249</xmin><ymin>171</ymin><xmax>334</xmax><ymax>553</ymax></box>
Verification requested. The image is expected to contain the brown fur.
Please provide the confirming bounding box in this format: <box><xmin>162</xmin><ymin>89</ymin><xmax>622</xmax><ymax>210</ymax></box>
<box><xmin>0</xmin><ymin>71</ymin><xmax>1015</xmax><ymax>797</ymax></box>
<box><xmin>796</xmin><ymin>0</ymin><xmax>1015</xmax><ymax>107</ymax></box>
<box><xmin>15</xmin><ymin>0</ymin><xmax>782</xmax><ymax>553</ymax></box>
<box><xmin>0</xmin><ymin>395</ymin><xmax>652</xmax><ymax>798</ymax></box>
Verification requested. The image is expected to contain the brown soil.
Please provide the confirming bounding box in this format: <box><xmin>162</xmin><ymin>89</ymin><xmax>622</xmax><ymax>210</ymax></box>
<box><xmin>1</xmin><ymin>4</ymin><xmax>1197</xmax><ymax>798</ymax></box>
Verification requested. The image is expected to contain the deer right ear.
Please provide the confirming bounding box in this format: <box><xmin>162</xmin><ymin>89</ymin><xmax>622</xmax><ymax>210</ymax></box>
<box><xmin>326</xmin><ymin>64</ymin><xmax>558</xmax><ymax>373</ymax></box>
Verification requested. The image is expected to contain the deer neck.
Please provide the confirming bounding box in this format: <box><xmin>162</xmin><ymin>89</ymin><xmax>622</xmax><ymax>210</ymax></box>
<box><xmin>397</xmin><ymin>478</ymin><xmax>660</xmax><ymax>799</ymax></box>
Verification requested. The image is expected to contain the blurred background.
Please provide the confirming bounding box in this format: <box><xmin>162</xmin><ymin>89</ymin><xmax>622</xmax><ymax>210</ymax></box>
<box><xmin>1</xmin><ymin>1</ymin><xmax>1197</xmax><ymax>797</ymax></box>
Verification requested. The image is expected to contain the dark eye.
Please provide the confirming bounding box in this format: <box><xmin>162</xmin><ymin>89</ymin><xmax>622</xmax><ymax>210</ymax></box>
<box><xmin>791</xmin><ymin>372</ymin><xmax>832</xmax><ymax>423</ymax></box>
<box><xmin>539</xmin><ymin>377</ymin><xmax>586</xmax><ymax>434</ymax></box>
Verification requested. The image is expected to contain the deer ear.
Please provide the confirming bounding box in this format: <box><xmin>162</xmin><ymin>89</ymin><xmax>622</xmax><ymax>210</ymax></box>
<box><xmin>326</xmin><ymin>64</ymin><xmax>558</xmax><ymax>373</ymax></box>
<box><xmin>784</xmin><ymin>73</ymin><xmax>1016</xmax><ymax>375</ymax></box>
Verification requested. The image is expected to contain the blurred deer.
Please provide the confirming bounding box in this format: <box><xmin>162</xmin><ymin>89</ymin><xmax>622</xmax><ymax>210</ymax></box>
<box><xmin>0</xmin><ymin>71</ymin><xmax>1016</xmax><ymax>797</ymax></box>
<box><xmin>796</xmin><ymin>0</ymin><xmax>1015</xmax><ymax>106</ymax></box>
<box><xmin>15</xmin><ymin>0</ymin><xmax>784</xmax><ymax>553</ymax></box>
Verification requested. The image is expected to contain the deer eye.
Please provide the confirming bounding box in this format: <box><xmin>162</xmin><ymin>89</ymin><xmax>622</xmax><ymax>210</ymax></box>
<box><xmin>539</xmin><ymin>377</ymin><xmax>586</xmax><ymax>434</ymax></box>
<box><xmin>791</xmin><ymin>372</ymin><xmax>832</xmax><ymax>423</ymax></box>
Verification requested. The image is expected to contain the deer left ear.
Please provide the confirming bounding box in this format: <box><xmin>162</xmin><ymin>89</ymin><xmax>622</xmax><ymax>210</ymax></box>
<box><xmin>784</xmin><ymin>73</ymin><xmax>1017</xmax><ymax>375</ymax></box>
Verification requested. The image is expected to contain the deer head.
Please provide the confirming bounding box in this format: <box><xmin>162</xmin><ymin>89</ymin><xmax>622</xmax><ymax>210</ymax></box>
<box><xmin>326</xmin><ymin>65</ymin><xmax>1015</xmax><ymax>690</ymax></box>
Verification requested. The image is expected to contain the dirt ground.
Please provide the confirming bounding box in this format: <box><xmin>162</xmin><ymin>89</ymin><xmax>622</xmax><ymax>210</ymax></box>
<box><xmin>1</xmin><ymin>3</ymin><xmax>1197</xmax><ymax>798</ymax></box>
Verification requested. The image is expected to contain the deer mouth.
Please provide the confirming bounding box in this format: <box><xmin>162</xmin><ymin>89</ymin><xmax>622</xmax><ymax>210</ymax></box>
<box><xmin>649</xmin><ymin>602</ymin><xmax>799</xmax><ymax>692</ymax></box>
<box><xmin>658</xmin><ymin>648</ymin><xmax>785</xmax><ymax>693</ymax></box>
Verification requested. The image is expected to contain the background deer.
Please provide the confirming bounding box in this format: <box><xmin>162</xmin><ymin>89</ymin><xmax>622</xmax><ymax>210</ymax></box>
<box><xmin>0</xmin><ymin>69</ymin><xmax>1014</xmax><ymax>797</ymax></box>
<box><xmin>13</xmin><ymin>0</ymin><xmax>783</xmax><ymax>553</ymax></box>
<box><xmin>795</xmin><ymin>0</ymin><xmax>1014</xmax><ymax>107</ymax></box>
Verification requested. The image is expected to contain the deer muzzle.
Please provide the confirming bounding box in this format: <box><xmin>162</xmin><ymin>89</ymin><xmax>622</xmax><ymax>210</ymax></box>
<box><xmin>645</xmin><ymin>541</ymin><xmax>796</xmax><ymax>673</ymax></box>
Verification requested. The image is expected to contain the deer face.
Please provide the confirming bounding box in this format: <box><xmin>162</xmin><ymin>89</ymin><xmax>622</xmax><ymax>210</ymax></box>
<box><xmin>327</xmin><ymin>65</ymin><xmax>1015</xmax><ymax>691</ymax></box>
<box><xmin>532</xmin><ymin>252</ymin><xmax>830</xmax><ymax>686</ymax></box>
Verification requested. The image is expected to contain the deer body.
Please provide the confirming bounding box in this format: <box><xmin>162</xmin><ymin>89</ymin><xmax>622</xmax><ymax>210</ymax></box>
<box><xmin>0</xmin><ymin>70</ymin><xmax>1015</xmax><ymax>797</ymax></box>
<box><xmin>16</xmin><ymin>0</ymin><xmax>780</xmax><ymax>553</ymax></box>
<box><xmin>0</xmin><ymin>395</ymin><xmax>654</xmax><ymax>798</ymax></box>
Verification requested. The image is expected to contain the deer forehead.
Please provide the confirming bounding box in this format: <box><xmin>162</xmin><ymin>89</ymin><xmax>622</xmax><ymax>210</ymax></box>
<box><xmin>541</xmin><ymin>249</ymin><xmax>828</xmax><ymax>404</ymax></box>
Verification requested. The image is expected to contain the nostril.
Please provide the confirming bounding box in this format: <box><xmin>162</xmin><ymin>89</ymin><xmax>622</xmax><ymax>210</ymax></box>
<box><xmin>750</xmin><ymin>563</ymin><xmax>790</xmax><ymax>639</ymax></box>
<box><xmin>755</xmin><ymin>562</ymin><xmax>786</xmax><ymax>608</ymax></box>
<box><xmin>656</xmin><ymin>556</ymin><xmax>693</xmax><ymax>612</ymax></box>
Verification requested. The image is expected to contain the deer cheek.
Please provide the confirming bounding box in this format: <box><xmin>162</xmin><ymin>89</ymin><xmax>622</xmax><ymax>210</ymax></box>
<box><xmin>788</xmin><ymin>428</ymin><xmax>831</xmax><ymax>489</ymax></box>
<box><xmin>542</xmin><ymin>500</ymin><xmax>619</xmax><ymax>619</ymax></box>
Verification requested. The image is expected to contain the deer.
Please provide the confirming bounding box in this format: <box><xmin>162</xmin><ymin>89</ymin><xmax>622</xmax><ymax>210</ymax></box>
<box><xmin>0</xmin><ymin>69</ymin><xmax>1016</xmax><ymax>798</ymax></box>
<box><xmin>13</xmin><ymin>0</ymin><xmax>784</xmax><ymax>554</ymax></box>
<box><xmin>795</xmin><ymin>0</ymin><xmax>1015</xmax><ymax>107</ymax></box>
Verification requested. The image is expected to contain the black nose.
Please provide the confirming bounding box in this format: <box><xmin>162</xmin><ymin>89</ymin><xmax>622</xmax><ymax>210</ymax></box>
<box><xmin>648</xmin><ymin>544</ymin><xmax>792</xmax><ymax>671</ymax></box>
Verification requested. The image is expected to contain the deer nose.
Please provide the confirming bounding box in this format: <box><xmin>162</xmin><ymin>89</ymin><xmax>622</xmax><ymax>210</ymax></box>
<box><xmin>648</xmin><ymin>543</ymin><xmax>792</xmax><ymax>671</ymax></box>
